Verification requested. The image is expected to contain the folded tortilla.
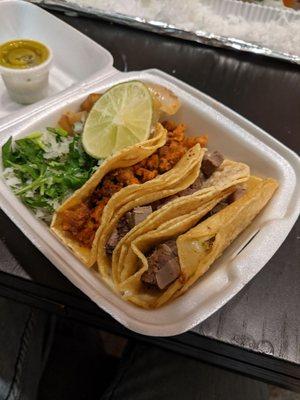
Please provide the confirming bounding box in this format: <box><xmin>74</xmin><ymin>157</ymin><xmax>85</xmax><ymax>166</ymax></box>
<box><xmin>113</xmin><ymin>176</ymin><xmax>278</xmax><ymax>309</ymax></box>
<box><xmin>51</xmin><ymin>123</ymin><xmax>204</xmax><ymax>268</ymax></box>
<box><xmin>51</xmin><ymin>123</ymin><xmax>166</xmax><ymax>266</ymax></box>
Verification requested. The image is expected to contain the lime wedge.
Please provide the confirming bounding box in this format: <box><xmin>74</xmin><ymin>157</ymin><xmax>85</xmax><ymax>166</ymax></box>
<box><xmin>82</xmin><ymin>81</ymin><xmax>153</xmax><ymax>159</ymax></box>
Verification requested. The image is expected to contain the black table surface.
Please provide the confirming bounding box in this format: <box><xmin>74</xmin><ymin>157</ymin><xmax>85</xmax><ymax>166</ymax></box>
<box><xmin>0</xmin><ymin>8</ymin><xmax>300</xmax><ymax>392</ymax></box>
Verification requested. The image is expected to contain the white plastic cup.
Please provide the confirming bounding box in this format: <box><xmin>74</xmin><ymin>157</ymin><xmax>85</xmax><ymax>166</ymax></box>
<box><xmin>0</xmin><ymin>42</ymin><xmax>53</xmax><ymax>105</ymax></box>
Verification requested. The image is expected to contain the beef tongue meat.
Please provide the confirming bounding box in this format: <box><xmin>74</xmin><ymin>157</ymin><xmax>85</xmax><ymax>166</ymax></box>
<box><xmin>208</xmin><ymin>185</ymin><xmax>246</xmax><ymax>217</ymax></box>
<box><xmin>118</xmin><ymin>211</ymin><xmax>134</xmax><ymax>237</ymax></box>
<box><xmin>106</xmin><ymin>212</ymin><xmax>133</xmax><ymax>255</ymax></box>
<box><xmin>141</xmin><ymin>240</ymin><xmax>181</xmax><ymax>290</ymax></box>
<box><xmin>201</xmin><ymin>151</ymin><xmax>224</xmax><ymax>178</ymax></box>
<box><xmin>209</xmin><ymin>201</ymin><xmax>228</xmax><ymax>216</ymax></box>
<box><xmin>132</xmin><ymin>206</ymin><xmax>153</xmax><ymax>226</ymax></box>
<box><xmin>227</xmin><ymin>186</ymin><xmax>246</xmax><ymax>203</ymax></box>
<box><xmin>106</xmin><ymin>206</ymin><xmax>152</xmax><ymax>255</ymax></box>
<box><xmin>105</xmin><ymin>229</ymin><xmax>119</xmax><ymax>255</ymax></box>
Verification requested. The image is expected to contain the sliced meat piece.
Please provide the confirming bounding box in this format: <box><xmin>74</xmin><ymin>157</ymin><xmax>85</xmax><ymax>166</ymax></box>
<box><xmin>156</xmin><ymin>258</ymin><xmax>181</xmax><ymax>290</ymax></box>
<box><xmin>209</xmin><ymin>201</ymin><xmax>228</xmax><ymax>216</ymax></box>
<box><xmin>106</xmin><ymin>207</ymin><xmax>153</xmax><ymax>256</ymax></box>
<box><xmin>132</xmin><ymin>206</ymin><xmax>152</xmax><ymax>226</ymax></box>
<box><xmin>155</xmin><ymin>243</ymin><xmax>175</xmax><ymax>264</ymax></box>
<box><xmin>190</xmin><ymin>173</ymin><xmax>205</xmax><ymax>191</ymax></box>
<box><xmin>207</xmin><ymin>186</ymin><xmax>246</xmax><ymax>217</ymax></box>
<box><xmin>141</xmin><ymin>241</ymin><xmax>181</xmax><ymax>290</ymax></box>
<box><xmin>163</xmin><ymin>239</ymin><xmax>178</xmax><ymax>257</ymax></box>
<box><xmin>141</xmin><ymin>251</ymin><xmax>159</xmax><ymax>286</ymax></box>
<box><xmin>117</xmin><ymin>211</ymin><xmax>134</xmax><ymax>237</ymax></box>
<box><xmin>106</xmin><ymin>229</ymin><xmax>119</xmax><ymax>255</ymax></box>
<box><xmin>201</xmin><ymin>151</ymin><xmax>224</xmax><ymax>178</ymax></box>
<box><xmin>106</xmin><ymin>212</ymin><xmax>134</xmax><ymax>256</ymax></box>
<box><xmin>227</xmin><ymin>186</ymin><xmax>246</xmax><ymax>204</ymax></box>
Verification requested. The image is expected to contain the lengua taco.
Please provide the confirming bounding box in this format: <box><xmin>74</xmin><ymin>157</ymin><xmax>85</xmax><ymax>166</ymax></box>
<box><xmin>51</xmin><ymin>121</ymin><xmax>208</xmax><ymax>267</ymax></box>
<box><xmin>111</xmin><ymin>176</ymin><xmax>278</xmax><ymax>309</ymax></box>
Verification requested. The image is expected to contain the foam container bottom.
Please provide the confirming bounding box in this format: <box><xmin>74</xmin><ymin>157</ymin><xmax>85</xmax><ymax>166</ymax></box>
<box><xmin>0</xmin><ymin>67</ymin><xmax>299</xmax><ymax>336</ymax></box>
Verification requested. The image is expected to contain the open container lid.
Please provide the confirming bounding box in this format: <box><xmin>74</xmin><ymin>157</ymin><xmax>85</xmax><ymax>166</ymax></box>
<box><xmin>0</xmin><ymin>0</ymin><xmax>114</xmax><ymax>121</ymax></box>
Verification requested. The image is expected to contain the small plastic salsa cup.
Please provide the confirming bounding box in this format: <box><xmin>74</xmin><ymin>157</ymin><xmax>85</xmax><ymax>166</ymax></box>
<box><xmin>0</xmin><ymin>39</ymin><xmax>53</xmax><ymax>105</ymax></box>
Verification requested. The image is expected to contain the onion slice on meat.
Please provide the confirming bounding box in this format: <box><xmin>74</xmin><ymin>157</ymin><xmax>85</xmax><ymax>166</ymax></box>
<box><xmin>147</xmin><ymin>83</ymin><xmax>181</xmax><ymax>116</ymax></box>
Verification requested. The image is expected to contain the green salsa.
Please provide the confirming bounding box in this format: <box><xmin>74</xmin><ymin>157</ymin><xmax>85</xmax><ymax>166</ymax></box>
<box><xmin>0</xmin><ymin>39</ymin><xmax>49</xmax><ymax>69</ymax></box>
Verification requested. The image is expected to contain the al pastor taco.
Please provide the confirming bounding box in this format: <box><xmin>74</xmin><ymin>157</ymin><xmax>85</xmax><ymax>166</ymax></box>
<box><xmin>51</xmin><ymin>121</ymin><xmax>207</xmax><ymax>267</ymax></box>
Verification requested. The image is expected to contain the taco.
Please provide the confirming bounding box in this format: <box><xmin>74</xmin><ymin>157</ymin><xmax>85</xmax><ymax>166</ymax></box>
<box><xmin>112</xmin><ymin>176</ymin><xmax>278</xmax><ymax>309</ymax></box>
<box><xmin>51</xmin><ymin>121</ymin><xmax>207</xmax><ymax>267</ymax></box>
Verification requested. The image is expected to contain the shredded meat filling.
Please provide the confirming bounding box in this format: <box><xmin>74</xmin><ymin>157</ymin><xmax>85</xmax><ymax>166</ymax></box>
<box><xmin>60</xmin><ymin>121</ymin><xmax>208</xmax><ymax>247</ymax></box>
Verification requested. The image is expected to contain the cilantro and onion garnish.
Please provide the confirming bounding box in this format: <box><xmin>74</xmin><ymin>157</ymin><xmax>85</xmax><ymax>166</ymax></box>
<box><xmin>2</xmin><ymin>128</ymin><xmax>100</xmax><ymax>222</ymax></box>
<box><xmin>1</xmin><ymin>81</ymin><xmax>155</xmax><ymax>223</ymax></box>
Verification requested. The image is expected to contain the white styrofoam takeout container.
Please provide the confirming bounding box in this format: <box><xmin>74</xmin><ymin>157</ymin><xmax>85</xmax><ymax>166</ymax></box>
<box><xmin>0</xmin><ymin>2</ymin><xmax>299</xmax><ymax>337</ymax></box>
<box><xmin>0</xmin><ymin>0</ymin><xmax>113</xmax><ymax>120</ymax></box>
